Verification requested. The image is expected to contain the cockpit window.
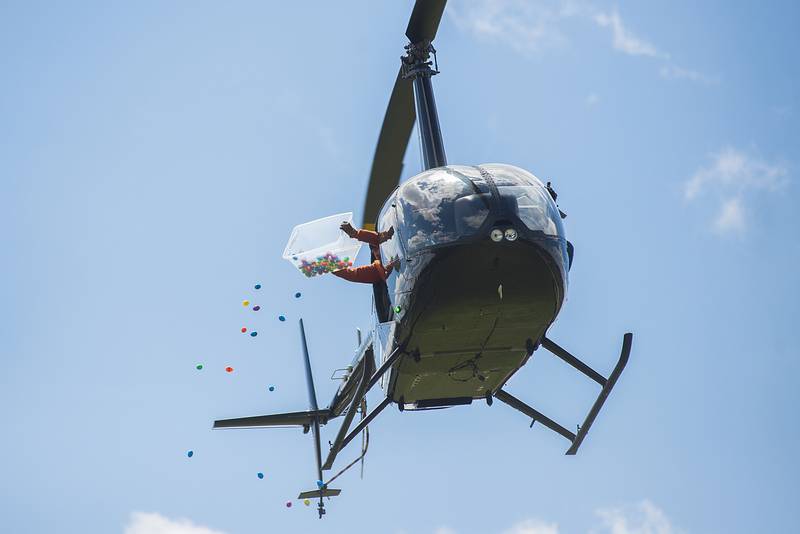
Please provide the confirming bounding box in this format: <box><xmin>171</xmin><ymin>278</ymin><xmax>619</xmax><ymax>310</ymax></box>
<box><xmin>395</xmin><ymin>169</ymin><xmax>489</xmax><ymax>255</ymax></box>
<box><xmin>498</xmin><ymin>186</ymin><xmax>562</xmax><ymax>236</ymax></box>
<box><xmin>377</xmin><ymin>199</ymin><xmax>403</xmax><ymax>265</ymax></box>
<box><xmin>481</xmin><ymin>164</ymin><xmax>565</xmax><ymax>238</ymax></box>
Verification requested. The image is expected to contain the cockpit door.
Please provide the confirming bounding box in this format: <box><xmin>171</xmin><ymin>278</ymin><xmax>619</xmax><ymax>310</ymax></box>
<box><xmin>377</xmin><ymin>198</ymin><xmax>403</xmax><ymax>305</ymax></box>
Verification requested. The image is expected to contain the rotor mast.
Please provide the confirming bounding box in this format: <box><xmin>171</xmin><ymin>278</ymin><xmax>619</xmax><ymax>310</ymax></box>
<box><xmin>403</xmin><ymin>42</ymin><xmax>446</xmax><ymax>170</ymax></box>
<box><xmin>360</xmin><ymin>0</ymin><xmax>448</xmax><ymax>227</ymax></box>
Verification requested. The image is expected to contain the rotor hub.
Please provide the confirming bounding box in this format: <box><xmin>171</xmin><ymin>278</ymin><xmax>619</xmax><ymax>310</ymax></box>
<box><xmin>401</xmin><ymin>41</ymin><xmax>439</xmax><ymax>80</ymax></box>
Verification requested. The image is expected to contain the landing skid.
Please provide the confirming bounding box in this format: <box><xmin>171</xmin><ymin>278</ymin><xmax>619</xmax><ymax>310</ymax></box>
<box><xmin>214</xmin><ymin>324</ymin><xmax>632</xmax><ymax>517</ymax></box>
<box><xmin>494</xmin><ymin>333</ymin><xmax>632</xmax><ymax>454</ymax></box>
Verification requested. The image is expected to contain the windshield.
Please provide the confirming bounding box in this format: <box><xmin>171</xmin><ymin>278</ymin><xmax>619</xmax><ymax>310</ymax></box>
<box><xmin>482</xmin><ymin>163</ymin><xmax>565</xmax><ymax>239</ymax></box>
<box><xmin>388</xmin><ymin>164</ymin><xmax>566</xmax><ymax>257</ymax></box>
<box><xmin>394</xmin><ymin>167</ymin><xmax>490</xmax><ymax>255</ymax></box>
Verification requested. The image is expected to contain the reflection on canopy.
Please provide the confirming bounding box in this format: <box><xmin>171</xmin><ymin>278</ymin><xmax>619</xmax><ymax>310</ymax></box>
<box><xmin>395</xmin><ymin>169</ymin><xmax>483</xmax><ymax>254</ymax></box>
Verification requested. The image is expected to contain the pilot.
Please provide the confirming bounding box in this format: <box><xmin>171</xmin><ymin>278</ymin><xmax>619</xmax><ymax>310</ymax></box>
<box><xmin>333</xmin><ymin>222</ymin><xmax>399</xmax><ymax>284</ymax></box>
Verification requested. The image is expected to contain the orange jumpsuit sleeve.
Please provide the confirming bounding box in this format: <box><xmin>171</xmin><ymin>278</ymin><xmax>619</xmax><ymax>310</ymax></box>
<box><xmin>355</xmin><ymin>229</ymin><xmax>382</xmax><ymax>246</ymax></box>
<box><xmin>332</xmin><ymin>260</ymin><xmax>387</xmax><ymax>284</ymax></box>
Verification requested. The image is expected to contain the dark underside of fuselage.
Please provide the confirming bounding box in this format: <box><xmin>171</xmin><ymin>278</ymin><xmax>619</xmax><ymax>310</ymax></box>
<box><xmin>387</xmin><ymin>239</ymin><xmax>565</xmax><ymax>405</ymax></box>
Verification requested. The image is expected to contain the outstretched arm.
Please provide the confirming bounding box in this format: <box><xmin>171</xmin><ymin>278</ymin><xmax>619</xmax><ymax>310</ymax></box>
<box><xmin>340</xmin><ymin>222</ymin><xmax>394</xmax><ymax>245</ymax></box>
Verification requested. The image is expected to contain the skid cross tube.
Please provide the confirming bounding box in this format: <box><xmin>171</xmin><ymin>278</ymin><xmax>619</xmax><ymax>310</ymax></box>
<box><xmin>323</xmin><ymin>362</ymin><xmax>370</xmax><ymax>470</ymax></box>
<box><xmin>366</xmin><ymin>345</ymin><xmax>402</xmax><ymax>391</ymax></box>
<box><xmin>541</xmin><ymin>336</ymin><xmax>606</xmax><ymax>386</ymax></box>
<box><xmin>494</xmin><ymin>389</ymin><xmax>576</xmax><ymax>442</ymax></box>
<box><xmin>340</xmin><ymin>397</ymin><xmax>392</xmax><ymax>451</ymax></box>
<box><xmin>322</xmin><ymin>345</ymin><xmax>402</xmax><ymax>471</ymax></box>
<box><xmin>497</xmin><ymin>333</ymin><xmax>633</xmax><ymax>455</ymax></box>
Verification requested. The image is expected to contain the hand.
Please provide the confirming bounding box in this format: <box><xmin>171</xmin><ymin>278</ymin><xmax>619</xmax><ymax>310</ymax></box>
<box><xmin>379</xmin><ymin>226</ymin><xmax>395</xmax><ymax>243</ymax></box>
<box><xmin>340</xmin><ymin>221</ymin><xmax>357</xmax><ymax>238</ymax></box>
<box><xmin>385</xmin><ymin>257</ymin><xmax>400</xmax><ymax>275</ymax></box>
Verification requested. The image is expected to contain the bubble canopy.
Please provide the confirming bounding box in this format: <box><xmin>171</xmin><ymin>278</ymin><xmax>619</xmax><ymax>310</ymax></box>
<box><xmin>378</xmin><ymin>164</ymin><xmax>567</xmax><ymax>258</ymax></box>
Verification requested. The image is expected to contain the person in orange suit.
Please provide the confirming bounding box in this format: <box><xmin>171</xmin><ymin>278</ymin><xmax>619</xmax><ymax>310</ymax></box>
<box><xmin>333</xmin><ymin>222</ymin><xmax>399</xmax><ymax>284</ymax></box>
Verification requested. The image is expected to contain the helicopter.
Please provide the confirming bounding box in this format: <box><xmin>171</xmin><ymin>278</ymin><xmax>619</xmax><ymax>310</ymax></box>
<box><xmin>213</xmin><ymin>0</ymin><xmax>632</xmax><ymax>518</ymax></box>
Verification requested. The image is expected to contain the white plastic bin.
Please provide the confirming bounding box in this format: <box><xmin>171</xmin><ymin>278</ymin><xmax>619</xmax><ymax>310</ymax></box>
<box><xmin>282</xmin><ymin>212</ymin><xmax>363</xmax><ymax>278</ymax></box>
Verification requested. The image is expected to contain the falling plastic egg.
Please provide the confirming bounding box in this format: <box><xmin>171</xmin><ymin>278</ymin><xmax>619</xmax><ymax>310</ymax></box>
<box><xmin>257</xmin><ymin>472</ymin><xmax>264</xmax><ymax>479</ymax></box>
<box><xmin>254</xmin><ymin>284</ymin><xmax>261</xmax><ymax>290</ymax></box>
<box><xmin>268</xmin><ymin>385</ymin><xmax>275</xmax><ymax>392</ymax></box>
<box><xmin>241</xmin><ymin>327</ymin><xmax>247</xmax><ymax>333</ymax></box>
<box><xmin>316</xmin><ymin>480</ymin><xmax>325</xmax><ymax>489</ymax></box>
<box><xmin>250</xmin><ymin>331</ymin><xmax>257</xmax><ymax>337</ymax></box>
<box><xmin>294</xmin><ymin>292</ymin><xmax>301</xmax><ymax>298</ymax></box>
<box><xmin>226</xmin><ymin>366</ymin><xmax>234</xmax><ymax>373</ymax></box>
<box><xmin>393</xmin><ymin>305</ymin><xmax>402</xmax><ymax>314</ymax></box>
<box><xmin>285</xmin><ymin>501</ymin><xmax>292</xmax><ymax>508</ymax></box>
<box><xmin>187</xmin><ymin>450</ymin><xmax>194</xmax><ymax>458</ymax></box>
<box><xmin>252</xmin><ymin>305</ymin><xmax>260</xmax><ymax>311</ymax></box>
<box><xmin>278</xmin><ymin>315</ymin><xmax>286</xmax><ymax>322</ymax></box>
<box><xmin>195</xmin><ymin>364</ymin><xmax>203</xmax><ymax>370</ymax></box>
<box><xmin>303</xmin><ymin>499</ymin><xmax>310</xmax><ymax>506</ymax></box>
<box><xmin>242</xmin><ymin>300</ymin><xmax>250</xmax><ymax>307</ymax></box>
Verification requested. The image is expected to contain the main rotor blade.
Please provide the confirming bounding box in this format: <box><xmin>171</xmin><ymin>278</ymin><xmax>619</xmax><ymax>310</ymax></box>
<box><xmin>362</xmin><ymin>66</ymin><xmax>415</xmax><ymax>228</ymax></box>
<box><xmin>406</xmin><ymin>0</ymin><xmax>447</xmax><ymax>43</ymax></box>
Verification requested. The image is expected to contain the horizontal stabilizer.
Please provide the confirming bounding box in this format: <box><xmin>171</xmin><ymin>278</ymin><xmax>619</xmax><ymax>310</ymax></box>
<box><xmin>298</xmin><ymin>488</ymin><xmax>342</xmax><ymax>499</ymax></box>
<box><xmin>213</xmin><ymin>409</ymin><xmax>330</xmax><ymax>429</ymax></box>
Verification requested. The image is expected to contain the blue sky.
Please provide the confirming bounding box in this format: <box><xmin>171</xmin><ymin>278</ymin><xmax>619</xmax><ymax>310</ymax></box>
<box><xmin>1</xmin><ymin>1</ymin><xmax>798</xmax><ymax>533</ymax></box>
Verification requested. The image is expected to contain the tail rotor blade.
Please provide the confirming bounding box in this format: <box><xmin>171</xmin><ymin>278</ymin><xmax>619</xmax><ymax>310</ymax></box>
<box><xmin>299</xmin><ymin>318</ymin><xmax>319</xmax><ymax>412</ymax></box>
<box><xmin>299</xmin><ymin>319</ymin><xmax>323</xmax><ymax>484</ymax></box>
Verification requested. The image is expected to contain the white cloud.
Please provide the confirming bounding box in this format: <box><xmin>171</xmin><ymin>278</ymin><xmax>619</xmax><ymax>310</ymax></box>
<box><xmin>124</xmin><ymin>512</ymin><xmax>228</xmax><ymax>534</ymax></box>
<box><xmin>449</xmin><ymin>1</ymin><xmax>711</xmax><ymax>83</ymax></box>
<box><xmin>593</xmin><ymin>500</ymin><xmax>680</xmax><ymax>534</ymax></box>
<box><xmin>713</xmin><ymin>196</ymin><xmax>746</xmax><ymax>234</ymax></box>
<box><xmin>685</xmin><ymin>147</ymin><xmax>787</xmax><ymax>235</ymax></box>
<box><xmin>593</xmin><ymin>10</ymin><xmax>663</xmax><ymax>58</ymax></box>
<box><xmin>503</xmin><ymin>518</ymin><xmax>561</xmax><ymax>534</ymax></box>
<box><xmin>426</xmin><ymin>501</ymin><xmax>679</xmax><ymax>534</ymax></box>
<box><xmin>448</xmin><ymin>0</ymin><xmax>581</xmax><ymax>54</ymax></box>
<box><xmin>684</xmin><ymin>147</ymin><xmax>786</xmax><ymax>200</ymax></box>
<box><xmin>659</xmin><ymin>65</ymin><xmax>716</xmax><ymax>84</ymax></box>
